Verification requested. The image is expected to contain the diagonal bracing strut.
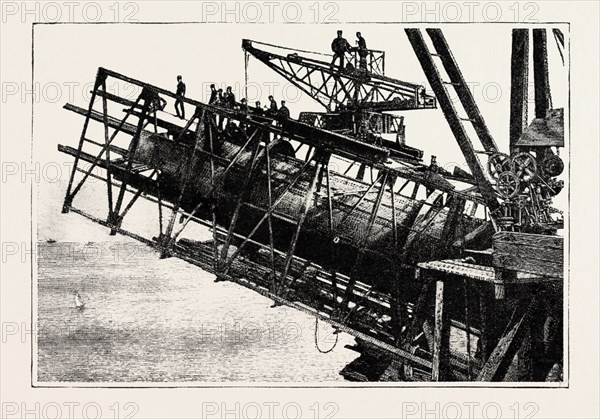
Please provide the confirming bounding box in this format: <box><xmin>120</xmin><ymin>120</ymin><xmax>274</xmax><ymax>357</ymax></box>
<box><xmin>405</xmin><ymin>28</ymin><xmax>500</xmax><ymax>213</ymax></box>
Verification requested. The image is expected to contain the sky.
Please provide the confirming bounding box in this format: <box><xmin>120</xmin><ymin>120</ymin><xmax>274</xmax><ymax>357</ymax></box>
<box><xmin>32</xmin><ymin>22</ymin><xmax>569</xmax><ymax>239</ymax></box>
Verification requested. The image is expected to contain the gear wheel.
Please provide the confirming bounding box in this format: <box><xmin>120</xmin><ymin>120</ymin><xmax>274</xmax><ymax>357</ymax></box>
<box><xmin>512</xmin><ymin>152</ymin><xmax>537</xmax><ymax>182</ymax></box>
<box><xmin>497</xmin><ymin>171</ymin><xmax>520</xmax><ymax>199</ymax></box>
<box><xmin>487</xmin><ymin>152</ymin><xmax>513</xmax><ymax>180</ymax></box>
<box><xmin>542</xmin><ymin>154</ymin><xmax>564</xmax><ymax>177</ymax></box>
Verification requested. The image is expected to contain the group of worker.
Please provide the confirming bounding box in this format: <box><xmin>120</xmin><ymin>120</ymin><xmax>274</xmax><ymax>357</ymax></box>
<box><xmin>172</xmin><ymin>31</ymin><xmax>365</xmax><ymax>120</ymax></box>
<box><xmin>207</xmin><ymin>84</ymin><xmax>238</xmax><ymax>109</ymax></box>
<box><xmin>331</xmin><ymin>30</ymin><xmax>369</xmax><ymax>70</ymax></box>
<box><xmin>208</xmin><ymin>84</ymin><xmax>290</xmax><ymax>118</ymax></box>
<box><xmin>253</xmin><ymin>96</ymin><xmax>290</xmax><ymax>119</ymax></box>
<box><xmin>172</xmin><ymin>78</ymin><xmax>292</xmax><ymax>130</ymax></box>
<box><xmin>170</xmin><ymin>30</ymin><xmax>364</xmax><ymax>119</ymax></box>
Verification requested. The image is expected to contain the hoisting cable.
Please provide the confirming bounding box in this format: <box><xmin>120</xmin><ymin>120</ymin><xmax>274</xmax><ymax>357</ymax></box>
<box><xmin>244</xmin><ymin>50</ymin><xmax>250</xmax><ymax>104</ymax></box>
<box><xmin>315</xmin><ymin>315</ymin><xmax>339</xmax><ymax>354</ymax></box>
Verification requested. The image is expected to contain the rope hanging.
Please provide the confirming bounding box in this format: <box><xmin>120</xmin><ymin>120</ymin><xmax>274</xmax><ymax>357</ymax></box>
<box><xmin>314</xmin><ymin>316</ymin><xmax>339</xmax><ymax>354</ymax></box>
<box><xmin>244</xmin><ymin>50</ymin><xmax>250</xmax><ymax>102</ymax></box>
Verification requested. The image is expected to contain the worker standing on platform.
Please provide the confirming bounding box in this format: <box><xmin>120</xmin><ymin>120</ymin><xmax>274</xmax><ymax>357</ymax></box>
<box><xmin>331</xmin><ymin>30</ymin><xmax>351</xmax><ymax>69</ymax></box>
<box><xmin>150</xmin><ymin>93</ymin><xmax>167</xmax><ymax>113</ymax></box>
<box><xmin>254</xmin><ymin>101</ymin><xmax>264</xmax><ymax>115</ymax></box>
<box><xmin>267</xmin><ymin>95</ymin><xmax>278</xmax><ymax>115</ymax></box>
<box><xmin>174</xmin><ymin>75</ymin><xmax>186</xmax><ymax>119</ymax></box>
<box><xmin>355</xmin><ymin>32</ymin><xmax>368</xmax><ymax>70</ymax></box>
<box><xmin>225</xmin><ymin>86</ymin><xmax>236</xmax><ymax>109</ymax></box>
<box><xmin>209</xmin><ymin>84</ymin><xmax>218</xmax><ymax>104</ymax></box>
<box><xmin>207</xmin><ymin>84</ymin><xmax>219</xmax><ymax>129</ymax></box>
<box><xmin>240</xmin><ymin>98</ymin><xmax>248</xmax><ymax>113</ymax></box>
<box><xmin>216</xmin><ymin>88</ymin><xmax>225</xmax><ymax>129</ymax></box>
<box><xmin>278</xmin><ymin>100</ymin><xmax>290</xmax><ymax>119</ymax></box>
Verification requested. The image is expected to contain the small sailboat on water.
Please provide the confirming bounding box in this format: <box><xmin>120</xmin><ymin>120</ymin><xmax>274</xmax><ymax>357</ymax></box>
<box><xmin>74</xmin><ymin>292</ymin><xmax>85</xmax><ymax>310</ymax></box>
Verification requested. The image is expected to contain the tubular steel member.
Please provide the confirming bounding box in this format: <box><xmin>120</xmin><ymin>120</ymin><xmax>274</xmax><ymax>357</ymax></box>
<box><xmin>405</xmin><ymin>28</ymin><xmax>500</xmax><ymax>215</ymax></box>
<box><xmin>509</xmin><ymin>29</ymin><xmax>530</xmax><ymax>155</ymax></box>
<box><xmin>533</xmin><ymin>29</ymin><xmax>552</xmax><ymax>119</ymax></box>
<box><xmin>157</xmin><ymin>107</ymin><xmax>208</xmax><ymax>257</ymax></box>
<box><xmin>425</xmin><ymin>29</ymin><xmax>498</xmax><ymax>154</ymax></box>
<box><xmin>58</xmin><ymin>64</ymin><xmax>501</xmax><ymax>381</ymax></box>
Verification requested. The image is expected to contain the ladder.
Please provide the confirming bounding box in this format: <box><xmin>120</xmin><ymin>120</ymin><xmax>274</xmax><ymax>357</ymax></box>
<box><xmin>405</xmin><ymin>28</ymin><xmax>500</xmax><ymax>213</ymax></box>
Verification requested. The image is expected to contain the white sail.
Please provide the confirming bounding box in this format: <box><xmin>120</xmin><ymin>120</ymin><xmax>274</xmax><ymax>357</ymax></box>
<box><xmin>74</xmin><ymin>293</ymin><xmax>85</xmax><ymax>309</ymax></box>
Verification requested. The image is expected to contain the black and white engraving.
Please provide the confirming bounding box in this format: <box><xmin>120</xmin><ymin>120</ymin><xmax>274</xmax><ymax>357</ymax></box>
<box><xmin>38</xmin><ymin>25</ymin><xmax>567</xmax><ymax>383</ymax></box>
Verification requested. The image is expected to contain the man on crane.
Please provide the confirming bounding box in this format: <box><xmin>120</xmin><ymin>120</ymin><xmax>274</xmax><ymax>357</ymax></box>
<box><xmin>209</xmin><ymin>83</ymin><xmax>218</xmax><ymax>104</ymax></box>
<box><xmin>224</xmin><ymin>86</ymin><xmax>236</xmax><ymax>108</ymax></box>
<box><xmin>267</xmin><ymin>95</ymin><xmax>278</xmax><ymax>115</ymax></box>
<box><xmin>355</xmin><ymin>32</ymin><xmax>368</xmax><ymax>70</ymax></box>
<box><xmin>254</xmin><ymin>101</ymin><xmax>264</xmax><ymax>115</ymax></box>
<box><xmin>239</xmin><ymin>97</ymin><xmax>248</xmax><ymax>112</ymax></box>
<box><xmin>174</xmin><ymin>75</ymin><xmax>186</xmax><ymax>119</ymax></box>
<box><xmin>331</xmin><ymin>30</ymin><xmax>351</xmax><ymax>69</ymax></box>
<box><xmin>278</xmin><ymin>100</ymin><xmax>290</xmax><ymax>119</ymax></box>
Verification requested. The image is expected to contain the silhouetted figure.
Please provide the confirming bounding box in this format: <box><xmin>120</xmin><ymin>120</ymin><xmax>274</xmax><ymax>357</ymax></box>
<box><xmin>278</xmin><ymin>100</ymin><xmax>290</xmax><ymax>119</ymax></box>
<box><xmin>217</xmin><ymin>88</ymin><xmax>224</xmax><ymax>129</ymax></box>
<box><xmin>254</xmin><ymin>101</ymin><xmax>264</xmax><ymax>115</ymax></box>
<box><xmin>268</xmin><ymin>95</ymin><xmax>278</xmax><ymax>115</ymax></box>
<box><xmin>355</xmin><ymin>32</ymin><xmax>368</xmax><ymax>70</ymax></box>
<box><xmin>150</xmin><ymin>93</ymin><xmax>167</xmax><ymax>113</ymax></box>
<box><xmin>225</xmin><ymin>86</ymin><xmax>236</xmax><ymax>109</ymax></box>
<box><xmin>175</xmin><ymin>75</ymin><xmax>186</xmax><ymax>119</ymax></box>
<box><xmin>240</xmin><ymin>98</ymin><xmax>248</xmax><ymax>112</ymax></box>
<box><xmin>331</xmin><ymin>30</ymin><xmax>351</xmax><ymax>69</ymax></box>
<box><xmin>209</xmin><ymin>83</ymin><xmax>218</xmax><ymax>104</ymax></box>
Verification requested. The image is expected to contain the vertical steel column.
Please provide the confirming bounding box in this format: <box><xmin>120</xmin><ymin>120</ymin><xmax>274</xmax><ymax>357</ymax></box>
<box><xmin>533</xmin><ymin>29</ymin><xmax>552</xmax><ymax>119</ymax></box>
<box><xmin>431</xmin><ymin>277</ymin><xmax>450</xmax><ymax>381</ymax></box>
<box><xmin>509</xmin><ymin>29</ymin><xmax>530</xmax><ymax>155</ymax></box>
<box><xmin>464</xmin><ymin>278</ymin><xmax>473</xmax><ymax>379</ymax></box>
